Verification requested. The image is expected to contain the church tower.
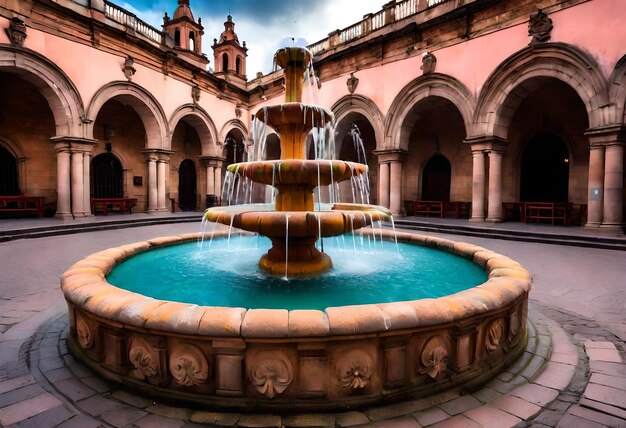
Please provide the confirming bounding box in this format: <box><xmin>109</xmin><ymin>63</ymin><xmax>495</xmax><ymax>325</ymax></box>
<box><xmin>212</xmin><ymin>15</ymin><xmax>248</xmax><ymax>82</ymax></box>
<box><xmin>162</xmin><ymin>0</ymin><xmax>209</xmax><ymax>69</ymax></box>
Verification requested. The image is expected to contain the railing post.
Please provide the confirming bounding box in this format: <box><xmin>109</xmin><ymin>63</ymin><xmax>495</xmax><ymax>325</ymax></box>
<box><xmin>383</xmin><ymin>1</ymin><xmax>396</xmax><ymax>25</ymax></box>
<box><xmin>363</xmin><ymin>13</ymin><xmax>373</xmax><ymax>35</ymax></box>
<box><xmin>327</xmin><ymin>30</ymin><xmax>341</xmax><ymax>49</ymax></box>
<box><xmin>418</xmin><ymin>0</ymin><xmax>429</xmax><ymax>11</ymax></box>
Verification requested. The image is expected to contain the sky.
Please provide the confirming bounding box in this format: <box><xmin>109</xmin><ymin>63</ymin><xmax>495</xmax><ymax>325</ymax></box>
<box><xmin>119</xmin><ymin>0</ymin><xmax>384</xmax><ymax>75</ymax></box>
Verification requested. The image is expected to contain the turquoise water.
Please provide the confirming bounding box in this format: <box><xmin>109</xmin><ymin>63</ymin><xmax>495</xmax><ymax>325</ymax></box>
<box><xmin>107</xmin><ymin>235</ymin><xmax>487</xmax><ymax>310</ymax></box>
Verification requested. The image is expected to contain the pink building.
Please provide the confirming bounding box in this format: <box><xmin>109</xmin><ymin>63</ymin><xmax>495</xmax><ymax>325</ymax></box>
<box><xmin>0</xmin><ymin>0</ymin><xmax>624</xmax><ymax>233</ymax></box>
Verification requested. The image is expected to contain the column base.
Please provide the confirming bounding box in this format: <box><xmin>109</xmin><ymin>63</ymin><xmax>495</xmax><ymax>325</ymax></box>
<box><xmin>54</xmin><ymin>212</ymin><xmax>73</xmax><ymax>219</ymax></box>
<box><xmin>469</xmin><ymin>217</ymin><xmax>485</xmax><ymax>222</ymax></box>
<box><xmin>599</xmin><ymin>223</ymin><xmax>625</xmax><ymax>234</ymax></box>
<box><xmin>584</xmin><ymin>222</ymin><xmax>602</xmax><ymax>230</ymax></box>
<box><xmin>485</xmin><ymin>217</ymin><xmax>503</xmax><ymax>223</ymax></box>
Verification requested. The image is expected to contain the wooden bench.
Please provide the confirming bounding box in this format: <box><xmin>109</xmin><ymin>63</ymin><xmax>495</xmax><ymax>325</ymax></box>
<box><xmin>405</xmin><ymin>200</ymin><xmax>471</xmax><ymax>218</ymax></box>
<box><xmin>91</xmin><ymin>198</ymin><xmax>137</xmax><ymax>216</ymax></box>
<box><xmin>0</xmin><ymin>196</ymin><xmax>45</xmax><ymax>218</ymax></box>
<box><xmin>524</xmin><ymin>202</ymin><xmax>570</xmax><ymax>225</ymax></box>
<box><xmin>443</xmin><ymin>201</ymin><xmax>471</xmax><ymax>219</ymax></box>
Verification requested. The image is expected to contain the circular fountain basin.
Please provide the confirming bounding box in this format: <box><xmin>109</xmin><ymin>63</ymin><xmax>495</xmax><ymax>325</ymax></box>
<box><xmin>61</xmin><ymin>229</ymin><xmax>531</xmax><ymax>412</ymax></box>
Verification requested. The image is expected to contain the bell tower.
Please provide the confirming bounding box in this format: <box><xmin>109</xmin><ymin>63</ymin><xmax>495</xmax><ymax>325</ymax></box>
<box><xmin>212</xmin><ymin>15</ymin><xmax>248</xmax><ymax>82</ymax></box>
<box><xmin>163</xmin><ymin>0</ymin><xmax>209</xmax><ymax>69</ymax></box>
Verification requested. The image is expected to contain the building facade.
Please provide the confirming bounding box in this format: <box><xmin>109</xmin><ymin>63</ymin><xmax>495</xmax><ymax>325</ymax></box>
<box><xmin>0</xmin><ymin>0</ymin><xmax>624</xmax><ymax>232</ymax></box>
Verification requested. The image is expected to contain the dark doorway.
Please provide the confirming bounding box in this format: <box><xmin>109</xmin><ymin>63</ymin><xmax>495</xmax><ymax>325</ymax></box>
<box><xmin>91</xmin><ymin>153</ymin><xmax>123</xmax><ymax>198</ymax></box>
<box><xmin>520</xmin><ymin>133</ymin><xmax>569</xmax><ymax>202</ymax></box>
<box><xmin>422</xmin><ymin>154</ymin><xmax>451</xmax><ymax>201</ymax></box>
<box><xmin>0</xmin><ymin>146</ymin><xmax>18</xmax><ymax>195</ymax></box>
<box><xmin>178</xmin><ymin>159</ymin><xmax>197</xmax><ymax>211</ymax></box>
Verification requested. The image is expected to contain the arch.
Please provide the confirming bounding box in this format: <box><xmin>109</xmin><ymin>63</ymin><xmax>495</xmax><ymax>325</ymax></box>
<box><xmin>178</xmin><ymin>159</ymin><xmax>197</xmax><ymax>211</ymax></box>
<box><xmin>332</xmin><ymin>95</ymin><xmax>384</xmax><ymax>151</ymax></box>
<box><xmin>175</xmin><ymin>29</ymin><xmax>181</xmax><ymax>47</ymax></box>
<box><xmin>520</xmin><ymin>133</ymin><xmax>570</xmax><ymax>202</ymax></box>
<box><xmin>222</xmin><ymin>53</ymin><xmax>229</xmax><ymax>73</ymax></box>
<box><xmin>189</xmin><ymin>32</ymin><xmax>195</xmax><ymax>52</ymax></box>
<box><xmin>384</xmin><ymin>74</ymin><xmax>475</xmax><ymax>151</ymax></box>
<box><xmin>236</xmin><ymin>56</ymin><xmax>241</xmax><ymax>75</ymax></box>
<box><xmin>608</xmin><ymin>54</ymin><xmax>626</xmax><ymax>124</ymax></box>
<box><xmin>169</xmin><ymin>104</ymin><xmax>219</xmax><ymax>156</ymax></box>
<box><xmin>475</xmin><ymin>43</ymin><xmax>609</xmax><ymax>139</ymax></box>
<box><xmin>218</xmin><ymin>119</ymin><xmax>248</xmax><ymax>146</ymax></box>
<box><xmin>0</xmin><ymin>45</ymin><xmax>84</xmax><ymax>136</ymax></box>
<box><xmin>86</xmin><ymin>81</ymin><xmax>169</xmax><ymax>149</ymax></box>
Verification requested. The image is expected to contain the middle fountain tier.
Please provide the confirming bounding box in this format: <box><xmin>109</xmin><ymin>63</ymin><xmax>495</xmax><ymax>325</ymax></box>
<box><xmin>204</xmin><ymin>47</ymin><xmax>391</xmax><ymax>276</ymax></box>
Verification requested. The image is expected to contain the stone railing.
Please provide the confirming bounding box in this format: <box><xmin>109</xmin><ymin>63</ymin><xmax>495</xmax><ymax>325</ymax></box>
<box><xmin>309</xmin><ymin>0</ymin><xmax>454</xmax><ymax>55</ymax></box>
<box><xmin>104</xmin><ymin>0</ymin><xmax>162</xmax><ymax>44</ymax></box>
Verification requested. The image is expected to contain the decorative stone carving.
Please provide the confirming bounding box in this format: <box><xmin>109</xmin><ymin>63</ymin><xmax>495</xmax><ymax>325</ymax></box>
<box><xmin>122</xmin><ymin>56</ymin><xmax>136</xmax><ymax>81</ymax></box>
<box><xmin>419</xmin><ymin>336</ymin><xmax>450</xmax><ymax>379</ymax></box>
<box><xmin>421</xmin><ymin>52</ymin><xmax>437</xmax><ymax>75</ymax></box>
<box><xmin>75</xmin><ymin>314</ymin><xmax>94</xmax><ymax>349</ymax></box>
<box><xmin>346</xmin><ymin>72</ymin><xmax>359</xmax><ymax>94</ymax></box>
<box><xmin>5</xmin><ymin>18</ymin><xmax>27</xmax><ymax>47</ymax></box>
<box><xmin>169</xmin><ymin>344</ymin><xmax>209</xmax><ymax>387</ymax></box>
<box><xmin>129</xmin><ymin>337</ymin><xmax>159</xmax><ymax>381</ymax></box>
<box><xmin>248</xmin><ymin>350</ymin><xmax>294</xmax><ymax>399</ymax></box>
<box><xmin>486</xmin><ymin>318</ymin><xmax>506</xmax><ymax>353</ymax></box>
<box><xmin>528</xmin><ymin>10</ymin><xmax>553</xmax><ymax>45</ymax></box>
<box><xmin>508</xmin><ymin>309</ymin><xmax>521</xmax><ymax>347</ymax></box>
<box><xmin>191</xmin><ymin>84</ymin><xmax>201</xmax><ymax>103</ymax></box>
<box><xmin>163</xmin><ymin>51</ymin><xmax>176</xmax><ymax>75</ymax></box>
<box><xmin>235</xmin><ymin>104</ymin><xmax>242</xmax><ymax>119</ymax></box>
<box><xmin>337</xmin><ymin>349</ymin><xmax>372</xmax><ymax>390</ymax></box>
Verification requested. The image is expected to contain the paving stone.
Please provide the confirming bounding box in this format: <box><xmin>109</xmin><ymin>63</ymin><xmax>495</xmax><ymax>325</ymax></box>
<box><xmin>550</xmin><ymin>351</ymin><xmax>579</xmax><ymax>365</ymax></box>
<box><xmin>532</xmin><ymin>361</ymin><xmax>576</xmax><ymax>390</ymax></box>
<box><xmin>589</xmin><ymin>372</ymin><xmax>626</xmax><ymax>391</ymax></box>
<box><xmin>430</xmin><ymin>414</ymin><xmax>481</xmax><ymax>427</ymax></box>
<box><xmin>472</xmin><ymin>386</ymin><xmax>502</xmax><ymax>404</ymax></box>
<box><xmin>101</xmin><ymin>405</ymin><xmax>148</xmax><ymax>427</ymax></box>
<box><xmin>413</xmin><ymin>406</ymin><xmax>449</xmax><ymax>426</ymax></box>
<box><xmin>555</xmin><ymin>413</ymin><xmax>607</xmax><ymax>428</ymax></box>
<box><xmin>55</xmin><ymin>378</ymin><xmax>97</xmax><ymax>401</ymax></box>
<box><xmin>532</xmin><ymin>409</ymin><xmax>565</xmax><ymax>426</ymax></box>
<box><xmin>505</xmin><ymin>351</ymin><xmax>534</xmax><ymax>374</ymax></box>
<box><xmin>568</xmin><ymin>404</ymin><xmax>626</xmax><ymax>427</ymax></box>
<box><xmin>0</xmin><ymin>375</ymin><xmax>33</xmax><ymax>395</ymax></box>
<box><xmin>548</xmin><ymin>399</ymin><xmax>572</xmax><ymax>412</ymax></box>
<box><xmin>365</xmin><ymin>399</ymin><xmax>431</xmax><ymax>421</ymax></box>
<box><xmin>13</xmin><ymin>404</ymin><xmax>75</xmax><ymax>428</ymax></box>
<box><xmin>438</xmin><ymin>395</ymin><xmax>482</xmax><ymax>416</ymax></box>
<box><xmin>0</xmin><ymin>393</ymin><xmax>62</xmax><ymax>426</ymax></box>
<box><xmin>370</xmin><ymin>415</ymin><xmax>421</xmax><ymax>427</ymax></box>
<box><xmin>45</xmin><ymin>367</ymin><xmax>75</xmax><ymax>382</ymax></box>
<box><xmin>519</xmin><ymin>355</ymin><xmax>547</xmax><ymax>380</ymax></box>
<box><xmin>585</xmin><ymin>341</ymin><xmax>619</xmax><ymax>350</ymax></box>
<box><xmin>0</xmin><ymin>383</ymin><xmax>46</xmax><ymax>408</ymax></box>
<box><xmin>190</xmin><ymin>411</ymin><xmax>241</xmax><ymax>426</ymax></box>
<box><xmin>132</xmin><ymin>413</ymin><xmax>186</xmax><ymax>428</ymax></box>
<box><xmin>80</xmin><ymin>375</ymin><xmax>115</xmax><ymax>393</ymax></box>
<box><xmin>56</xmin><ymin>414</ymin><xmax>104</xmax><ymax>428</ymax></box>
<box><xmin>510</xmin><ymin>383</ymin><xmax>559</xmax><ymax>407</ymax></box>
<box><xmin>583</xmin><ymin>383</ymin><xmax>626</xmax><ymax>410</ymax></box>
<box><xmin>586</xmin><ymin>347</ymin><xmax>623</xmax><ymax>363</ymax></box>
<box><xmin>335</xmin><ymin>411</ymin><xmax>370</xmax><ymax>427</ymax></box>
<box><xmin>491</xmin><ymin>395</ymin><xmax>542</xmax><ymax>419</ymax></box>
<box><xmin>38</xmin><ymin>356</ymin><xmax>65</xmax><ymax>371</ymax></box>
<box><xmin>145</xmin><ymin>404</ymin><xmax>194</xmax><ymax>420</ymax></box>
<box><xmin>78</xmin><ymin>394</ymin><xmax>123</xmax><ymax>416</ymax></box>
<box><xmin>237</xmin><ymin>414</ymin><xmax>282</xmax><ymax>427</ymax></box>
<box><xmin>282</xmin><ymin>413</ymin><xmax>335</xmax><ymax>427</ymax></box>
<box><xmin>464</xmin><ymin>405</ymin><xmax>521</xmax><ymax>428</ymax></box>
<box><xmin>579</xmin><ymin>398</ymin><xmax>626</xmax><ymax>420</ymax></box>
<box><xmin>111</xmin><ymin>389</ymin><xmax>153</xmax><ymax>408</ymax></box>
<box><xmin>589</xmin><ymin>360</ymin><xmax>626</xmax><ymax>377</ymax></box>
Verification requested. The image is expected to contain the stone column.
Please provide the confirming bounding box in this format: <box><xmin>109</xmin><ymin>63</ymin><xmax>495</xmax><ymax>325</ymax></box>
<box><xmin>470</xmin><ymin>150</ymin><xmax>486</xmax><ymax>221</ymax></box>
<box><xmin>215</xmin><ymin>166</ymin><xmax>223</xmax><ymax>200</ymax></box>
<box><xmin>147</xmin><ymin>157</ymin><xmax>158</xmax><ymax>212</ymax></box>
<box><xmin>70</xmin><ymin>151</ymin><xmax>85</xmax><ymax>216</ymax></box>
<box><xmin>487</xmin><ymin>150</ymin><xmax>503</xmax><ymax>222</ymax></box>
<box><xmin>157</xmin><ymin>160</ymin><xmax>167</xmax><ymax>211</ymax></box>
<box><xmin>585</xmin><ymin>145</ymin><xmax>605</xmax><ymax>228</ymax></box>
<box><xmin>389</xmin><ymin>161</ymin><xmax>403</xmax><ymax>216</ymax></box>
<box><xmin>602</xmin><ymin>142</ymin><xmax>624</xmax><ymax>231</ymax></box>
<box><xmin>83</xmin><ymin>152</ymin><xmax>92</xmax><ymax>216</ymax></box>
<box><xmin>206</xmin><ymin>165</ymin><xmax>215</xmax><ymax>195</ymax></box>
<box><xmin>53</xmin><ymin>142</ymin><xmax>72</xmax><ymax>218</ymax></box>
<box><xmin>378</xmin><ymin>162</ymin><xmax>390</xmax><ymax>208</ymax></box>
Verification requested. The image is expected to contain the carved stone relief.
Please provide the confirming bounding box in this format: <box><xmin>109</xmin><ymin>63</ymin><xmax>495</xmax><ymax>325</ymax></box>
<box><xmin>418</xmin><ymin>336</ymin><xmax>450</xmax><ymax>379</ymax></box>
<box><xmin>75</xmin><ymin>313</ymin><xmax>94</xmax><ymax>349</ymax></box>
<box><xmin>169</xmin><ymin>343</ymin><xmax>210</xmax><ymax>387</ymax></box>
<box><xmin>248</xmin><ymin>350</ymin><xmax>294</xmax><ymax>399</ymax></box>
<box><xmin>346</xmin><ymin>72</ymin><xmax>359</xmax><ymax>94</ymax></box>
<box><xmin>486</xmin><ymin>318</ymin><xmax>506</xmax><ymax>353</ymax></box>
<box><xmin>421</xmin><ymin>52</ymin><xmax>437</xmax><ymax>75</ymax></box>
<box><xmin>128</xmin><ymin>336</ymin><xmax>159</xmax><ymax>381</ymax></box>
<box><xmin>528</xmin><ymin>10</ymin><xmax>553</xmax><ymax>45</ymax></box>
<box><xmin>122</xmin><ymin>56</ymin><xmax>136</xmax><ymax>81</ymax></box>
<box><xmin>336</xmin><ymin>349</ymin><xmax>373</xmax><ymax>391</ymax></box>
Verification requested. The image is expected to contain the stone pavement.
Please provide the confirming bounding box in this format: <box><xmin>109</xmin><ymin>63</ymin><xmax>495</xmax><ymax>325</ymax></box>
<box><xmin>0</xmin><ymin>219</ymin><xmax>624</xmax><ymax>427</ymax></box>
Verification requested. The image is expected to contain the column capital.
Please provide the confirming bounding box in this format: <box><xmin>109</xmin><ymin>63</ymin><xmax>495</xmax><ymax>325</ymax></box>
<box><xmin>585</xmin><ymin>125</ymin><xmax>626</xmax><ymax>145</ymax></box>
<box><xmin>464</xmin><ymin>135</ymin><xmax>507</xmax><ymax>152</ymax></box>
<box><xmin>142</xmin><ymin>148</ymin><xmax>175</xmax><ymax>162</ymax></box>
<box><xmin>50</xmin><ymin>136</ymin><xmax>97</xmax><ymax>153</ymax></box>
<box><xmin>373</xmin><ymin>149</ymin><xmax>408</xmax><ymax>163</ymax></box>
<box><xmin>199</xmin><ymin>155</ymin><xmax>226</xmax><ymax>167</ymax></box>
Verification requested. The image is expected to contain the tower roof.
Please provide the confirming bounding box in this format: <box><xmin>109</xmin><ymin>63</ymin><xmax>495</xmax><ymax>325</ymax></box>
<box><xmin>173</xmin><ymin>0</ymin><xmax>194</xmax><ymax>21</ymax></box>
<box><xmin>218</xmin><ymin>15</ymin><xmax>239</xmax><ymax>44</ymax></box>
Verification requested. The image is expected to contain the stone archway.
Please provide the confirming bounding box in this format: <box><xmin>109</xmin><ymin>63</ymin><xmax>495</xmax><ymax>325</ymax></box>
<box><xmin>422</xmin><ymin>154</ymin><xmax>451</xmax><ymax>202</ymax></box>
<box><xmin>169</xmin><ymin>105</ymin><xmax>219</xmax><ymax>156</ymax></box>
<box><xmin>520</xmin><ymin>133</ymin><xmax>569</xmax><ymax>202</ymax></box>
<box><xmin>91</xmin><ymin>153</ymin><xmax>123</xmax><ymax>198</ymax></box>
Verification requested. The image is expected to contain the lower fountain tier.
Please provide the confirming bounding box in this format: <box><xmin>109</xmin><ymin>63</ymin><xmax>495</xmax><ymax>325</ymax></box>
<box><xmin>204</xmin><ymin>203</ymin><xmax>392</xmax><ymax>239</ymax></box>
<box><xmin>259</xmin><ymin>236</ymin><xmax>333</xmax><ymax>276</ymax></box>
<box><xmin>227</xmin><ymin>159</ymin><xmax>368</xmax><ymax>187</ymax></box>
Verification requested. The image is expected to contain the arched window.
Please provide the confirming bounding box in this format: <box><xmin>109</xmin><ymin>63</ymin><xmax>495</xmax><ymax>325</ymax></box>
<box><xmin>189</xmin><ymin>32</ymin><xmax>195</xmax><ymax>51</ymax></box>
<box><xmin>174</xmin><ymin>29</ymin><xmax>181</xmax><ymax>47</ymax></box>
<box><xmin>422</xmin><ymin>154</ymin><xmax>451</xmax><ymax>201</ymax></box>
<box><xmin>178</xmin><ymin>159</ymin><xmax>197</xmax><ymax>211</ymax></box>
<box><xmin>235</xmin><ymin>57</ymin><xmax>241</xmax><ymax>74</ymax></box>
<box><xmin>91</xmin><ymin>153</ymin><xmax>123</xmax><ymax>198</ymax></box>
<box><xmin>0</xmin><ymin>145</ymin><xmax>18</xmax><ymax>195</ymax></box>
<box><xmin>222</xmin><ymin>53</ymin><xmax>229</xmax><ymax>72</ymax></box>
<box><xmin>520</xmin><ymin>133</ymin><xmax>569</xmax><ymax>202</ymax></box>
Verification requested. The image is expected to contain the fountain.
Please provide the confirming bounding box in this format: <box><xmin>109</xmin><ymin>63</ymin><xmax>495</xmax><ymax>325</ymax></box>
<box><xmin>60</xmin><ymin>47</ymin><xmax>531</xmax><ymax>413</ymax></box>
<box><xmin>204</xmin><ymin>47</ymin><xmax>390</xmax><ymax>276</ymax></box>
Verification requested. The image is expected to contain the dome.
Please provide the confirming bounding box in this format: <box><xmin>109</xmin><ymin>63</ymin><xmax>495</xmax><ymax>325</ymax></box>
<box><xmin>173</xmin><ymin>0</ymin><xmax>194</xmax><ymax>21</ymax></box>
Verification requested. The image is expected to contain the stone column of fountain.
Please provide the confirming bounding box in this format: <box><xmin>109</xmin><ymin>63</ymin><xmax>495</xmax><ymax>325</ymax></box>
<box><xmin>204</xmin><ymin>47</ymin><xmax>391</xmax><ymax>276</ymax></box>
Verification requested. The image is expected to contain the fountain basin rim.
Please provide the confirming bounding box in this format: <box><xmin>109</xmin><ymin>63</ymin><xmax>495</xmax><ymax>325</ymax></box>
<box><xmin>254</xmin><ymin>102</ymin><xmax>333</xmax><ymax>128</ymax></box>
<box><xmin>61</xmin><ymin>229</ymin><xmax>531</xmax><ymax>339</ymax></box>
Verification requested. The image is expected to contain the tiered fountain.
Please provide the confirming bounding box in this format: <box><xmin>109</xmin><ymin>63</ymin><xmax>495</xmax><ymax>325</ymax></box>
<box><xmin>204</xmin><ymin>47</ymin><xmax>390</xmax><ymax>276</ymax></box>
<box><xmin>60</xmin><ymin>47</ymin><xmax>531</xmax><ymax>413</ymax></box>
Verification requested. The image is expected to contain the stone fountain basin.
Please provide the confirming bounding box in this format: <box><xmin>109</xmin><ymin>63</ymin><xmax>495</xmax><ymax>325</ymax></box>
<box><xmin>61</xmin><ymin>229</ymin><xmax>531</xmax><ymax>412</ymax></box>
<box><xmin>227</xmin><ymin>159</ymin><xmax>368</xmax><ymax>187</ymax></box>
<box><xmin>254</xmin><ymin>103</ymin><xmax>333</xmax><ymax>130</ymax></box>
<box><xmin>204</xmin><ymin>203</ymin><xmax>391</xmax><ymax>238</ymax></box>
